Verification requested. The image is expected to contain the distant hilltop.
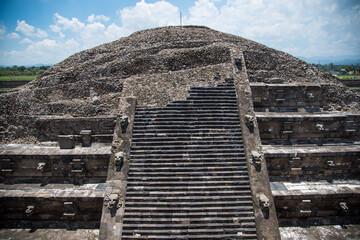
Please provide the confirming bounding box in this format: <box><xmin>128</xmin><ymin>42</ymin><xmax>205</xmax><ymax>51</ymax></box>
<box><xmin>298</xmin><ymin>56</ymin><xmax>360</xmax><ymax>65</ymax></box>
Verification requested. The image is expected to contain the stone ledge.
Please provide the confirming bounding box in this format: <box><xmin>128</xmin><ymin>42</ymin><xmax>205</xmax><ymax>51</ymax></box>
<box><xmin>255</xmin><ymin>111</ymin><xmax>355</xmax><ymax>119</ymax></box>
<box><xmin>263</xmin><ymin>144</ymin><xmax>360</xmax><ymax>156</ymax></box>
<box><xmin>271</xmin><ymin>180</ymin><xmax>360</xmax><ymax>198</ymax></box>
<box><xmin>250</xmin><ymin>83</ymin><xmax>325</xmax><ymax>87</ymax></box>
<box><xmin>0</xmin><ymin>183</ymin><xmax>105</xmax><ymax>198</ymax></box>
<box><xmin>0</xmin><ymin>144</ymin><xmax>111</xmax><ymax>156</ymax></box>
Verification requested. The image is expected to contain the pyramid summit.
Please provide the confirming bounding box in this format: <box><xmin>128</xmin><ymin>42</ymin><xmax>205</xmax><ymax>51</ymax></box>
<box><xmin>0</xmin><ymin>26</ymin><xmax>359</xmax><ymax>239</ymax></box>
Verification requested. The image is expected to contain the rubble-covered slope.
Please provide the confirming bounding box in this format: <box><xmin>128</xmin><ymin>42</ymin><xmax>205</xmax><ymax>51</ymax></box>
<box><xmin>0</xmin><ymin>26</ymin><xmax>359</xmax><ymax>143</ymax></box>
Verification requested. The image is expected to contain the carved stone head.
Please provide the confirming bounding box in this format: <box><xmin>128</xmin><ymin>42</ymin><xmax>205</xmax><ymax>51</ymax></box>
<box><xmin>316</xmin><ymin>123</ymin><xmax>324</xmax><ymax>132</ymax></box>
<box><xmin>306</xmin><ymin>92</ymin><xmax>314</xmax><ymax>100</ymax></box>
<box><xmin>115</xmin><ymin>152</ymin><xmax>124</xmax><ymax>171</ymax></box>
<box><xmin>121</xmin><ymin>116</ymin><xmax>129</xmax><ymax>134</ymax></box>
<box><xmin>258</xmin><ymin>193</ymin><xmax>271</xmax><ymax>211</ymax></box>
<box><xmin>251</xmin><ymin>151</ymin><xmax>263</xmax><ymax>166</ymax></box>
<box><xmin>25</xmin><ymin>205</ymin><xmax>35</xmax><ymax>216</ymax></box>
<box><xmin>104</xmin><ymin>192</ymin><xmax>122</xmax><ymax>209</ymax></box>
<box><xmin>37</xmin><ymin>162</ymin><xmax>46</xmax><ymax>172</ymax></box>
<box><xmin>245</xmin><ymin>115</ymin><xmax>255</xmax><ymax>130</ymax></box>
<box><xmin>339</xmin><ymin>202</ymin><xmax>348</xmax><ymax>213</ymax></box>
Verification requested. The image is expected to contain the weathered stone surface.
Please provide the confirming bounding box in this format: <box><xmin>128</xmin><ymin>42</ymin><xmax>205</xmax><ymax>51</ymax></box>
<box><xmin>280</xmin><ymin>225</ymin><xmax>360</xmax><ymax>240</ymax></box>
<box><xmin>1</xmin><ymin>26</ymin><xmax>360</xmax><ymax>239</ymax></box>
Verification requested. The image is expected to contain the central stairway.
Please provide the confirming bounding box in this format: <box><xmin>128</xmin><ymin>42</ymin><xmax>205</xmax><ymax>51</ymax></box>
<box><xmin>122</xmin><ymin>79</ymin><xmax>257</xmax><ymax>239</ymax></box>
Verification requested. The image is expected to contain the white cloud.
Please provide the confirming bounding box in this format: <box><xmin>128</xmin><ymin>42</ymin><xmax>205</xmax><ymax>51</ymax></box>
<box><xmin>81</xmin><ymin>22</ymin><xmax>106</xmax><ymax>48</ymax></box>
<box><xmin>0</xmin><ymin>23</ymin><xmax>6</xmax><ymax>40</ymax></box>
<box><xmin>20</xmin><ymin>38</ymin><xmax>33</xmax><ymax>44</ymax></box>
<box><xmin>87</xmin><ymin>14</ymin><xmax>110</xmax><ymax>23</ymax></box>
<box><xmin>48</xmin><ymin>13</ymin><xmax>129</xmax><ymax>50</ymax></box>
<box><xmin>15</xmin><ymin>20</ymin><xmax>48</xmax><ymax>38</ymax></box>
<box><xmin>106</xmin><ymin>23</ymin><xmax>129</xmax><ymax>39</ymax></box>
<box><xmin>1</xmin><ymin>38</ymin><xmax>81</xmax><ymax>65</ymax></box>
<box><xmin>118</xmin><ymin>0</ymin><xmax>179</xmax><ymax>31</ymax></box>
<box><xmin>7</xmin><ymin>32</ymin><xmax>20</xmax><ymax>39</ymax></box>
<box><xmin>50</xmin><ymin>13</ymin><xmax>85</xmax><ymax>32</ymax></box>
<box><xmin>35</xmin><ymin>29</ymin><xmax>48</xmax><ymax>38</ymax></box>
<box><xmin>185</xmin><ymin>0</ymin><xmax>360</xmax><ymax>57</ymax></box>
<box><xmin>16</xmin><ymin>20</ymin><xmax>34</xmax><ymax>36</ymax></box>
<box><xmin>188</xmin><ymin>0</ymin><xmax>219</xmax><ymax>23</ymax></box>
<box><xmin>59</xmin><ymin>32</ymin><xmax>65</xmax><ymax>39</ymax></box>
<box><xmin>2</xmin><ymin>0</ymin><xmax>359</xmax><ymax>66</ymax></box>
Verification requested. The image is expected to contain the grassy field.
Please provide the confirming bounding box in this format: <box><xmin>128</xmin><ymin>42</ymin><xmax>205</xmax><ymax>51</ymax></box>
<box><xmin>337</xmin><ymin>75</ymin><xmax>360</xmax><ymax>80</ymax></box>
<box><xmin>0</xmin><ymin>75</ymin><xmax>36</xmax><ymax>81</ymax></box>
<box><xmin>0</xmin><ymin>88</ymin><xmax>12</xmax><ymax>92</ymax></box>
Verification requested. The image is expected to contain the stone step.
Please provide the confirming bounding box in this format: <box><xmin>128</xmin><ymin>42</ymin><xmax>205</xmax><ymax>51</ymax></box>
<box><xmin>126</xmin><ymin>179</ymin><xmax>250</xmax><ymax>186</ymax></box>
<box><xmin>126</xmin><ymin>186</ymin><xmax>251</xmax><ymax>193</ymax></box>
<box><xmin>132</xmin><ymin>131</ymin><xmax>242</xmax><ymax>138</ymax></box>
<box><xmin>131</xmin><ymin>149</ymin><xmax>245</xmax><ymax>156</ymax></box>
<box><xmin>166</xmin><ymin>103</ymin><xmax>238</xmax><ymax>107</ymax></box>
<box><xmin>132</xmin><ymin>129</ymin><xmax>241</xmax><ymax>135</ymax></box>
<box><xmin>131</xmin><ymin>138</ymin><xmax>243</xmax><ymax>145</ymax></box>
<box><xmin>124</xmin><ymin>210</ymin><xmax>254</xmax><ymax>217</ymax></box>
<box><xmin>125</xmin><ymin>200</ymin><xmax>253</xmax><ymax>207</ymax></box>
<box><xmin>131</xmin><ymin>152</ymin><xmax>246</xmax><ymax>159</ymax></box>
<box><xmin>127</xmin><ymin>175</ymin><xmax>249</xmax><ymax>182</ymax></box>
<box><xmin>133</xmin><ymin>125</ymin><xmax>242</xmax><ymax>130</ymax></box>
<box><xmin>134</xmin><ymin>120</ymin><xmax>240</xmax><ymax>125</ymax></box>
<box><xmin>188</xmin><ymin>94</ymin><xmax>236</xmax><ymax>98</ymax></box>
<box><xmin>124</xmin><ymin>206</ymin><xmax>254</xmax><ymax>213</ymax></box>
<box><xmin>186</xmin><ymin>92</ymin><xmax>237</xmax><ymax>97</ymax></box>
<box><xmin>127</xmin><ymin>185</ymin><xmax>250</xmax><ymax>192</ymax></box>
<box><xmin>129</xmin><ymin>161</ymin><xmax>247</xmax><ymax>167</ymax></box>
<box><xmin>134</xmin><ymin>119</ymin><xmax>240</xmax><ymax>125</ymax></box>
<box><xmin>135</xmin><ymin>108</ymin><xmax>238</xmax><ymax>118</ymax></box>
<box><xmin>122</xmin><ymin>222</ymin><xmax>255</xmax><ymax>230</ymax></box>
<box><xmin>122</xmin><ymin>234</ymin><xmax>257</xmax><ymax>240</ymax></box>
<box><xmin>122</xmin><ymin>216</ymin><xmax>255</xmax><ymax>224</ymax></box>
<box><xmin>133</xmin><ymin>114</ymin><xmax>239</xmax><ymax>119</ymax></box>
<box><xmin>190</xmin><ymin>86</ymin><xmax>235</xmax><ymax>90</ymax></box>
<box><xmin>135</xmin><ymin>114</ymin><xmax>240</xmax><ymax>119</ymax></box>
<box><xmin>170</xmin><ymin>99</ymin><xmax>238</xmax><ymax>103</ymax></box>
<box><xmin>128</xmin><ymin>170</ymin><xmax>249</xmax><ymax>177</ymax></box>
<box><xmin>122</xmin><ymin>227</ymin><xmax>256</xmax><ymax>235</ymax></box>
<box><xmin>133</xmin><ymin>124</ymin><xmax>240</xmax><ymax>130</ymax></box>
<box><xmin>125</xmin><ymin>195</ymin><xmax>253</xmax><ymax>201</ymax></box>
<box><xmin>131</xmin><ymin>144</ymin><xmax>244</xmax><ymax>151</ymax></box>
<box><xmin>128</xmin><ymin>165</ymin><xmax>248</xmax><ymax>172</ymax></box>
<box><xmin>130</xmin><ymin>156</ymin><xmax>246</xmax><ymax>162</ymax></box>
<box><xmin>136</xmin><ymin>107</ymin><xmax>239</xmax><ymax>112</ymax></box>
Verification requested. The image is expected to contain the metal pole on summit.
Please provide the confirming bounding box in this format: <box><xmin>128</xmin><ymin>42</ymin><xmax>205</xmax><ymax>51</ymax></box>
<box><xmin>180</xmin><ymin>12</ymin><xmax>182</xmax><ymax>26</ymax></box>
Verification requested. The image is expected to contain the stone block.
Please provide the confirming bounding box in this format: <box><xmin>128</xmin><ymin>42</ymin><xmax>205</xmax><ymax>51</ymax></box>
<box><xmin>58</xmin><ymin>135</ymin><xmax>75</xmax><ymax>149</ymax></box>
<box><xmin>70</xmin><ymin>159</ymin><xmax>85</xmax><ymax>174</ymax></box>
<box><xmin>1</xmin><ymin>158</ymin><xmax>14</xmax><ymax>172</ymax></box>
<box><xmin>265</xmin><ymin>78</ymin><xmax>285</xmax><ymax>83</ymax></box>
<box><xmin>115</xmin><ymin>152</ymin><xmax>124</xmax><ymax>172</ymax></box>
<box><xmin>80</xmin><ymin>130</ymin><xmax>92</xmax><ymax>147</ymax></box>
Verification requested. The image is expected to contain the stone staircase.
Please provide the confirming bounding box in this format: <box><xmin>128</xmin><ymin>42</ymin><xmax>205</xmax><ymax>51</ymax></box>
<box><xmin>122</xmin><ymin>79</ymin><xmax>257</xmax><ymax>239</ymax></box>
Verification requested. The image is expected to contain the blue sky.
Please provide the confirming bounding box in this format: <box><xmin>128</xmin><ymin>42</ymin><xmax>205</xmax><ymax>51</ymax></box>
<box><xmin>0</xmin><ymin>0</ymin><xmax>359</xmax><ymax>65</ymax></box>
